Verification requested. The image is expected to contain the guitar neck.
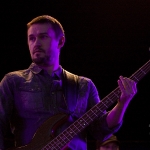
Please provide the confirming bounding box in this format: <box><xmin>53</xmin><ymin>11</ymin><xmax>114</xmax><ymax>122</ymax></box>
<box><xmin>42</xmin><ymin>60</ymin><xmax>150</xmax><ymax>150</ymax></box>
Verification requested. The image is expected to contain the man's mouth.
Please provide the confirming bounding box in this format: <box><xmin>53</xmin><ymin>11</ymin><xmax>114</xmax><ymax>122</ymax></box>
<box><xmin>33</xmin><ymin>49</ymin><xmax>44</xmax><ymax>54</ymax></box>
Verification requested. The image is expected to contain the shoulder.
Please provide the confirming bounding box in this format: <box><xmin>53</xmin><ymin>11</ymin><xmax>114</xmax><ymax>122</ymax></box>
<box><xmin>4</xmin><ymin>69</ymin><xmax>29</xmax><ymax>78</ymax></box>
<box><xmin>1</xmin><ymin>69</ymin><xmax>30</xmax><ymax>84</ymax></box>
<box><xmin>63</xmin><ymin>69</ymin><xmax>95</xmax><ymax>88</ymax></box>
<box><xmin>63</xmin><ymin>69</ymin><xmax>92</xmax><ymax>82</ymax></box>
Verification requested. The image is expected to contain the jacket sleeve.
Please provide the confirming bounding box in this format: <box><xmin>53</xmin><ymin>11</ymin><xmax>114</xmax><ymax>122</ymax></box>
<box><xmin>85</xmin><ymin>79</ymin><xmax>122</xmax><ymax>141</ymax></box>
<box><xmin>0</xmin><ymin>74</ymin><xmax>15</xmax><ymax>150</ymax></box>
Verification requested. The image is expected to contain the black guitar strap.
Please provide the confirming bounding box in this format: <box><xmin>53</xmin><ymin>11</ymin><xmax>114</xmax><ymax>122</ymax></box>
<box><xmin>62</xmin><ymin>69</ymin><xmax>79</xmax><ymax>114</ymax></box>
<box><xmin>62</xmin><ymin>69</ymin><xmax>96</xmax><ymax>150</ymax></box>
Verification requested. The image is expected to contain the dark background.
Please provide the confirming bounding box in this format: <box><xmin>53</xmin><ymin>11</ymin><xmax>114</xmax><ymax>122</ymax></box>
<box><xmin>1</xmin><ymin>0</ymin><xmax>150</xmax><ymax>149</ymax></box>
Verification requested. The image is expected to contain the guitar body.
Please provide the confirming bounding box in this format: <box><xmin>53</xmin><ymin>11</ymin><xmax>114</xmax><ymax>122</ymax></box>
<box><xmin>10</xmin><ymin>113</ymin><xmax>68</xmax><ymax>150</ymax></box>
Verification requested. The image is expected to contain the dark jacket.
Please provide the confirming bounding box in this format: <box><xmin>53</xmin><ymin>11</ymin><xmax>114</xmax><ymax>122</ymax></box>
<box><xmin>0</xmin><ymin>63</ymin><xmax>121</xmax><ymax>150</ymax></box>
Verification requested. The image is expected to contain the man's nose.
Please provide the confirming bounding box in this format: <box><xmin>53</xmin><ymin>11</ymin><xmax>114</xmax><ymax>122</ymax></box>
<box><xmin>34</xmin><ymin>38</ymin><xmax>41</xmax><ymax>46</ymax></box>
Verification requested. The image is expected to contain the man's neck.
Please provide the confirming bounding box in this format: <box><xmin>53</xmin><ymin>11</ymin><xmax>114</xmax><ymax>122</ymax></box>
<box><xmin>38</xmin><ymin>64</ymin><xmax>59</xmax><ymax>74</ymax></box>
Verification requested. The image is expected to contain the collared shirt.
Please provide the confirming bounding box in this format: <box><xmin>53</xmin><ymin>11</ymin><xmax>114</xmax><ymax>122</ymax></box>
<box><xmin>0</xmin><ymin>63</ymin><xmax>121</xmax><ymax>150</ymax></box>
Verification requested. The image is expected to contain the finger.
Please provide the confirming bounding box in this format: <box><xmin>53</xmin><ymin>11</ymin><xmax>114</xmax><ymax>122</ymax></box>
<box><xmin>119</xmin><ymin>76</ymin><xmax>130</xmax><ymax>90</ymax></box>
<box><xmin>124</xmin><ymin>78</ymin><xmax>132</xmax><ymax>90</ymax></box>
<box><xmin>129</xmin><ymin>79</ymin><xmax>137</xmax><ymax>94</ymax></box>
<box><xmin>125</xmin><ymin>78</ymin><xmax>137</xmax><ymax>94</ymax></box>
<box><xmin>118</xmin><ymin>76</ymin><xmax>126</xmax><ymax>91</ymax></box>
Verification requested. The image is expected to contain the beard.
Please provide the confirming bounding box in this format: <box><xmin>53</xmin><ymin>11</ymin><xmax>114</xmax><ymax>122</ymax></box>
<box><xmin>32</xmin><ymin>55</ymin><xmax>50</xmax><ymax>66</ymax></box>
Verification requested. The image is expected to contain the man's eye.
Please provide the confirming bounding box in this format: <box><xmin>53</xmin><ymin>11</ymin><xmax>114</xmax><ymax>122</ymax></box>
<box><xmin>29</xmin><ymin>37</ymin><xmax>35</xmax><ymax>41</ymax></box>
<box><xmin>40</xmin><ymin>35</ymin><xmax>48</xmax><ymax>39</ymax></box>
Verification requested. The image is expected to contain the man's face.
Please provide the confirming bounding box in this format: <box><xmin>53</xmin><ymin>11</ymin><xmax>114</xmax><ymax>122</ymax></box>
<box><xmin>27</xmin><ymin>23</ymin><xmax>63</xmax><ymax>66</ymax></box>
<box><xmin>99</xmin><ymin>142</ymin><xmax>119</xmax><ymax>150</ymax></box>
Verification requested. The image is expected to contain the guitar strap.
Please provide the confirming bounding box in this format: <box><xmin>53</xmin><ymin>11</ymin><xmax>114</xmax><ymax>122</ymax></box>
<box><xmin>63</xmin><ymin>69</ymin><xmax>96</xmax><ymax>150</ymax></box>
<box><xmin>62</xmin><ymin>69</ymin><xmax>79</xmax><ymax>114</ymax></box>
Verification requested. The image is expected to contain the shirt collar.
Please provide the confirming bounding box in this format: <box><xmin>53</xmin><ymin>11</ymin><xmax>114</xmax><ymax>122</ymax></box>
<box><xmin>29</xmin><ymin>63</ymin><xmax>63</xmax><ymax>79</ymax></box>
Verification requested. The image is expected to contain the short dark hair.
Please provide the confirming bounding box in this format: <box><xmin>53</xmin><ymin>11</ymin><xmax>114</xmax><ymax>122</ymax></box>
<box><xmin>27</xmin><ymin>15</ymin><xmax>65</xmax><ymax>39</ymax></box>
<box><xmin>96</xmin><ymin>135</ymin><xmax>119</xmax><ymax>149</ymax></box>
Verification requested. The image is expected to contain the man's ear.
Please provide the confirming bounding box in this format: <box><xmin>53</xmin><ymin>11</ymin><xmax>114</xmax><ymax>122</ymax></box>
<box><xmin>58</xmin><ymin>36</ymin><xmax>65</xmax><ymax>49</ymax></box>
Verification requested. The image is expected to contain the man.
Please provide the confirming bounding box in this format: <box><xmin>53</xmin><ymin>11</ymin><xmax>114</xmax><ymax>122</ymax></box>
<box><xmin>96</xmin><ymin>135</ymin><xmax>119</xmax><ymax>150</ymax></box>
<box><xmin>0</xmin><ymin>15</ymin><xmax>137</xmax><ymax>150</ymax></box>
